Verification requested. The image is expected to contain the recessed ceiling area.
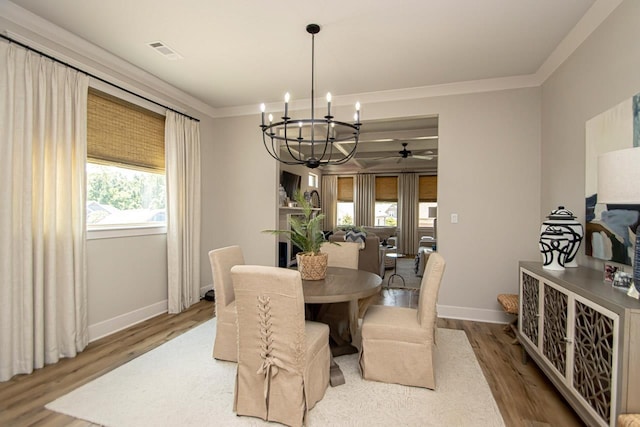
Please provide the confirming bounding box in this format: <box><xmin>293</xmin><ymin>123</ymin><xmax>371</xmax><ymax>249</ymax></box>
<box><xmin>320</xmin><ymin>116</ymin><xmax>438</xmax><ymax>174</ymax></box>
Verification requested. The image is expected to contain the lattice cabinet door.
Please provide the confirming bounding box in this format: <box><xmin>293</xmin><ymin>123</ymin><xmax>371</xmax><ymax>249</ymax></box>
<box><xmin>520</xmin><ymin>269</ymin><xmax>541</xmax><ymax>347</ymax></box>
<box><xmin>541</xmin><ymin>282</ymin><xmax>570</xmax><ymax>379</ymax></box>
<box><xmin>569</xmin><ymin>296</ymin><xmax>619</xmax><ymax>427</ymax></box>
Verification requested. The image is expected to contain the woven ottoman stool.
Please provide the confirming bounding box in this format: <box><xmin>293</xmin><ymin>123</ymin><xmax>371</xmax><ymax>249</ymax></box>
<box><xmin>618</xmin><ymin>414</ymin><xmax>640</xmax><ymax>427</ymax></box>
<box><xmin>497</xmin><ymin>293</ymin><xmax>519</xmax><ymax>344</ymax></box>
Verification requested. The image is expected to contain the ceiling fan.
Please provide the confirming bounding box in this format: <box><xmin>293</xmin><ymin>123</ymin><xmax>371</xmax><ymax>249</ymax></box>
<box><xmin>394</xmin><ymin>142</ymin><xmax>435</xmax><ymax>161</ymax></box>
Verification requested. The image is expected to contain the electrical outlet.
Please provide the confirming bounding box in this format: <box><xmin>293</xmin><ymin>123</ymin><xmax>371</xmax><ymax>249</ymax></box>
<box><xmin>451</xmin><ymin>213</ymin><xmax>458</xmax><ymax>223</ymax></box>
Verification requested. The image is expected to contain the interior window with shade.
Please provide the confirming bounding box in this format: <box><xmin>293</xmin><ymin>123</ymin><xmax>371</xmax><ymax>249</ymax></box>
<box><xmin>86</xmin><ymin>89</ymin><xmax>166</xmax><ymax>228</ymax></box>
<box><xmin>418</xmin><ymin>175</ymin><xmax>438</xmax><ymax>227</ymax></box>
<box><xmin>375</xmin><ymin>176</ymin><xmax>398</xmax><ymax>227</ymax></box>
<box><xmin>336</xmin><ymin>176</ymin><xmax>354</xmax><ymax>226</ymax></box>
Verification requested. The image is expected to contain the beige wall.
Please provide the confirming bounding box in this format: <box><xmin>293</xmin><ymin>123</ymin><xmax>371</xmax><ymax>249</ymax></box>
<box><xmin>0</xmin><ymin>11</ymin><xmax>220</xmax><ymax>338</ymax></box>
<box><xmin>213</xmin><ymin>88</ymin><xmax>542</xmax><ymax>321</ymax></box>
<box><xmin>541</xmin><ymin>0</ymin><xmax>640</xmax><ymax>270</ymax></box>
<box><xmin>87</xmin><ymin>235</ymin><xmax>166</xmax><ymax>328</ymax></box>
<box><xmin>7</xmin><ymin>0</ymin><xmax>637</xmax><ymax>332</ymax></box>
<box><xmin>204</xmin><ymin>115</ymin><xmax>279</xmax><ymax>269</ymax></box>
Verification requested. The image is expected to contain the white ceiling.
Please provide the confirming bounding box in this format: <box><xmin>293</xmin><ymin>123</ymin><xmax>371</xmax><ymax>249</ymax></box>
<box><xmin>6</xmin><ymin>0</ymin><xmax>602</xmax><ymax>173</ymax></box>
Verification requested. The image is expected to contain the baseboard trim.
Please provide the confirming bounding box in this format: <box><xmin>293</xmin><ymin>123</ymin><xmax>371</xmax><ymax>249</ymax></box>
<box><xmin>200</xmin><ymin>284</ymin><xmax>213</xmax><ymax>298</ymax></box>
<box><xmin>437</xmin><ymin>304</ymin><xmax>512</xmax><ymax>324</ymax></box>
<box><xmin>89</xmin><ymin>286</ymin><xmax>214</xmax><ymax>342</ymax></box>
<box><xmin>88</xmin><ymin>300</ymin><xmax>168</xmax><ymax>342</ymax></box>
<box><xmin>87</xmin><ymin>296</ymin><xmax>508</xmax><ymax>342</ymax></box>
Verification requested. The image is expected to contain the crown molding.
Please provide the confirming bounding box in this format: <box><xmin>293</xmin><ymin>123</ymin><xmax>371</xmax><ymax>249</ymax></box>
<box><xmin>1</xmin><ymin>0</ymin><xmax>622</xmax><ymax>119</ymax></box>
<box><xmin>200</xmin><ymin>0</ymin><xmax>625</xmax><ymax>119</ymax></box>
<box><xmin>214</xmin><ymin>74</ymin><xmax>540</xmax><ymax>118</ymax></box>
<box><xmin>535</xmin><ymin>0</ymin><xmax>624</xmax><ymax>84</ymax></box>
<box><xmin>0</xmin><ymin>0</ymin><xmax>217</xmax><ymax>119</ymax></box>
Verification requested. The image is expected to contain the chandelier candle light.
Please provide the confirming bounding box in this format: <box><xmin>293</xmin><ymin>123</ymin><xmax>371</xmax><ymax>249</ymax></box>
<box><xmin>260</xmin><ymin>24</ymin><xmax>362</xmax><ymax>169</ymax></box>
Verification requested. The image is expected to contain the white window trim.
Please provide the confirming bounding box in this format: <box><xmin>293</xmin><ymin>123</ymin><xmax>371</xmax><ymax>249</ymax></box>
<box><xmin>87</xmin><ymin>224</ymin><xmax>167</xmax><ymax>240</ymax></box>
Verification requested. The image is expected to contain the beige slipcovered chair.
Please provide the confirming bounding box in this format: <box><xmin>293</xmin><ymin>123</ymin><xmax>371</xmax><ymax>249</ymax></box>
<box><xmin>209</xmin><ymin>245</ymin><xmax>244</xmax><ymax>362</ymax></box>
<box><xmin>320</xmin><ymin>241</ymin><xmax>360</xmax><ymax>269</ymax></box>
<box><xmin>359</xmin><ymin>252</ymin><xmax>446</xmax><ymax>389</ymax></box>
<box><xmin>318</xmin><ymin>242</ymin><xmax>360</xmax><ymax>348</ymax></box>
<box><xmin>231</xmin><ymin>265</ymin><xmax>330</xmax><ymax>427</ymax></box>
<box><xmin>329</xmin><ymin>231</ymin><xmax>385</xmax><ymax>277</ymax></box>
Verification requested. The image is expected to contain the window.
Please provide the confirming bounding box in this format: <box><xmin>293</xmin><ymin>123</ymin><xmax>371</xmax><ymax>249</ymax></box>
<box><xmin>418</xmin><ymin>175</ymin><xmax>438</xmax><ymax>228</ymax></box>
<box><xmin>375</xmin><ymin>176</ymin><xmax>398</xmax><ymax>226</ymax></box>
<box><xmin>86</xmin><ymin>89</ymin><xmax>166</xmax><ymax>230</ymax></box>
<box><xmin>336</xmin><ymin>176</ymin><xmax>354</xmax><ymax>226</ymax></box>
<box><xmin>337</xmin><ymin>202</ymin><xmax>354</xmax><ymax>226</ymax></box>
<box><xmin>308</xmin><ymin>172</ymin><xmax>318</xmax><ymax>188</ymax></box>
<box><xmin>418</xmin><ymin>203</ymin><xmax>437</xmax><ymax>227</ymax></box>
<box><xmin>87</xmin><ymin>164</ymin><xmax>166</xmax><ymax>226</ymax></box>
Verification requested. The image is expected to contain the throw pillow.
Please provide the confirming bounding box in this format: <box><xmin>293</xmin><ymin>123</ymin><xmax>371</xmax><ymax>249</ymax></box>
<box><xmin>345</xmin><ymin>229</ymin><xmax>366</xmax><ymax>249</ymax></box>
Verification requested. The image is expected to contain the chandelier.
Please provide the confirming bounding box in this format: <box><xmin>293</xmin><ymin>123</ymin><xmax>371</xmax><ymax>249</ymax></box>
<box><xmin>260</xmin><ymin>24</ymin><xmax>361</xmax><ymax>169</ymax></box>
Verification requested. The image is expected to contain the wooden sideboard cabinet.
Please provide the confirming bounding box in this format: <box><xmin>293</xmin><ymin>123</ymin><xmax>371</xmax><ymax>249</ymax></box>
<box><xmin>517</xmin><ymin>261</ymin><xmax>640</xmax><ymax>427</ymax></box>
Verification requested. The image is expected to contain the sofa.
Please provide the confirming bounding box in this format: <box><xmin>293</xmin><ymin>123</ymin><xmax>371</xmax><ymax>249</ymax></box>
<box><xmin>330</xmin><ymin>231</ymin><xmax>386</xmax><ymax>278</ymax></box>
<box><xmin>361</xmin><ymin>226</ymin><xmax>397</xmax><ymax>246</ymax></box>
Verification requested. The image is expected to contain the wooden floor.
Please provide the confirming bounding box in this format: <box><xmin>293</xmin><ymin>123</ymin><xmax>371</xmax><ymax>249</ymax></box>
<box><xmin>0</xmin><ymin>289</ymin><xmax>585</xmax><ymax>427</ymax></box>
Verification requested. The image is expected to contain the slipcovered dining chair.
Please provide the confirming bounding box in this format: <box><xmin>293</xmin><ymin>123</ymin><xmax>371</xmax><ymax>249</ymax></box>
<box><xmin>209</xmin><ymin>245</ymin><xmax>245</xmax><ymax>362</ymax></box>
<box><xmin>320</xmin><ymin>241</ymin><xmax>360</xmax><ymax>269</ymax></box>
<box><xmin>318</xmin><ymin>242</ymin><xmax>360</xmax><ymax>346</ymax></box>
<box><xmin>359</xmin><ymin>252</ymin><xmax>446</xmax><ymax>389</ymax></box>
<box><xmin>231</xmin><ymin>265</ymin><xmax>330</xmax><ymax>427</ymax></box>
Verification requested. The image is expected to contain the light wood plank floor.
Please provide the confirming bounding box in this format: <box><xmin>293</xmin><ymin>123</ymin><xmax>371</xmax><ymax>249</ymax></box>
<box><xmin>0</xmin><ymin>290</ymin><xmax>585</xmax><ymax>426</ymax></box>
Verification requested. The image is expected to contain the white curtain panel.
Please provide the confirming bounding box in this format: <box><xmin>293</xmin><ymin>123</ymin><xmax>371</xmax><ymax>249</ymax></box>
<box><xmin>321</xmin><ymin>175</ymin><xmax>337</xmax><ymax>231</ymax></box>
<box><xmin>355</xmin><ymin>174</ymin><xmax>375</xmax><ymax>227</ymax></box>
<box><xmin>166</xmin><ymin>111</ymin><xmax>201</xmax><ymax>313</ymax></box>
<box><xmin>399</xmin><ymin>173</ymin><xmax>419</xmax><ymax>254</ymax></box>
<box><xmin>0</xmin><ymin>41</ymin><xmax>89</xmax><ymax>382</ymax></box>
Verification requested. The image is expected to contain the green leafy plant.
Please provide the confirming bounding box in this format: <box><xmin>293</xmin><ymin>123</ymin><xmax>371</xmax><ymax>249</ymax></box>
<box><xmin>336</xmin><ymin>224</ymin><xmax>366</xmax><ymax>234</ymax></box>
<box><xmin>265</xmin><ymin>191</ymin><xmax>326</xmax><ymax>255</ymax></box>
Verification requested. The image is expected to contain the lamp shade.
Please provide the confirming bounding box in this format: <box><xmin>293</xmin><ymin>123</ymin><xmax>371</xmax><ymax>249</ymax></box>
<box><xmin>597</xmin><ymin>147</ymin><xmax>640</xmax><ymax>204</ymax></box>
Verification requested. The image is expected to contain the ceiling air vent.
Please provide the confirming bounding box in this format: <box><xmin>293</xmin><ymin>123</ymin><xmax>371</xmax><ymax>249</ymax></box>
<box><xmin>147</xmin><ymin>41</ymin><xmax>182</xmax><ymax>60</ymax></box>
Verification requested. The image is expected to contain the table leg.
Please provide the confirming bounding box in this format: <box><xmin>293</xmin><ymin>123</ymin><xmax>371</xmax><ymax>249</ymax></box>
<box><xmin>329</xmin><ymin>354</ymin><xmax>345</xmax><ymax>386</ymax></box>
<box><xmin>348</xmin><ymin>299</ymin><xmax>361</xmax><ymax>351</ymax></box>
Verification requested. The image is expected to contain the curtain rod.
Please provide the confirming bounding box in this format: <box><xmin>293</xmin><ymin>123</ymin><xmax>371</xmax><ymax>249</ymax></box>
<box><xmin>0</xmin><ymin>33</ymin><xmax>200</xmax><ymax>122</ymax></box>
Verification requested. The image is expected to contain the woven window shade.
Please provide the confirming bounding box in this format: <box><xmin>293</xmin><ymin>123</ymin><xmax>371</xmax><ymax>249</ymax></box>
<box><xmin>337</xmin><ymin>177</ymin><xmax>354</xmax><ymax>201</ymax></box>
<box><xmin>375</xmin><ymin>176</ymin><xmax>398</xmax><ymax>201</ymax></box>
<box><xmin>419</xmin><ymin>175</ymin><xmax>438</xmax><ymax>202</ymax></box>
<box><xmin>87</xmin><ymin>88</ymin><xmax>166</xmax><ymax>172</ymax></box>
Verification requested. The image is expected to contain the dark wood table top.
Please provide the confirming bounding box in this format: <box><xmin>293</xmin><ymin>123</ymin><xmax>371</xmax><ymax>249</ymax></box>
<box><xmin>302</xmin><ymin>267</ymin><xmax>382</xmax><ymax>304</ymax></box>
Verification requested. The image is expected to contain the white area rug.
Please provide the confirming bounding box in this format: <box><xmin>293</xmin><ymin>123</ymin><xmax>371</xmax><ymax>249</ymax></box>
<box><xmin>47</xmin><ymin>319</ymin><xmax>505</xmax><ymax>426</ymax></box>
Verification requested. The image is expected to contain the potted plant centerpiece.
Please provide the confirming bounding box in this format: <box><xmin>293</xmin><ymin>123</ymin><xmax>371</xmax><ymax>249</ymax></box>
<box><xmin>266</xmin><ymin>191</ymin><xmax>328</xmax><ymax>280</ymax></box>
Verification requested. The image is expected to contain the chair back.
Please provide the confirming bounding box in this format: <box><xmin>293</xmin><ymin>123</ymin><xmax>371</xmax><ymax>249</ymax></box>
<box><xmin>231</xmin><ymin>265</ymin><xmax>307</xmax><ymax>421</ymax></box>
<box><xmin>417</xmin><ymin>252</ymin><xmax>446</xmax><ymax>333</ymax></box>
<box><xmin>320</xmin><ymin>241</ymin><xmax>360</xmax><ymax>269</ymax></box>
<box><xmin>329</xmin><ymin>232</ymin><xmax>381</xmax><ymax>275</ymax></box>
<box><xmin>209</xmin><ymin>245</ymin><xmax>244</xmax><ymax>321</ymax></box>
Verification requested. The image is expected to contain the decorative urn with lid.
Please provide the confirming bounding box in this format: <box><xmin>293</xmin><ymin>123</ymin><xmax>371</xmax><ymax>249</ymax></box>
<box><xmin>539</xmin><ymin>206</ymin><xmax>584</xmax><ymax>269</ymax></box>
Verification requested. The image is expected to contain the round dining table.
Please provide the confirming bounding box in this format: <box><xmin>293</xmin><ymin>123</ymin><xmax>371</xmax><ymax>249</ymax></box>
<box><xmin>301</xmin><ymin>266</ymin><xmax>382</xmax><ymax>303</ymax></box>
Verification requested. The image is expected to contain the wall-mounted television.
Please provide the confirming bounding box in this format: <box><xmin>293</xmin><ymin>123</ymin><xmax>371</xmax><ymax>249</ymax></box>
<box><xmin>281</xmin><ymin>170</ymin><xmax>301</xmax><ymax>200</ymax></box>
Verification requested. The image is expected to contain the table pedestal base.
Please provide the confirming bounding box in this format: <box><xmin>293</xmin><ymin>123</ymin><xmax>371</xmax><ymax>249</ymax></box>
<box><xmin>330</xmin><ymin>357</ymin><xmax>346</xmax><ymax>387</ymax></box>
